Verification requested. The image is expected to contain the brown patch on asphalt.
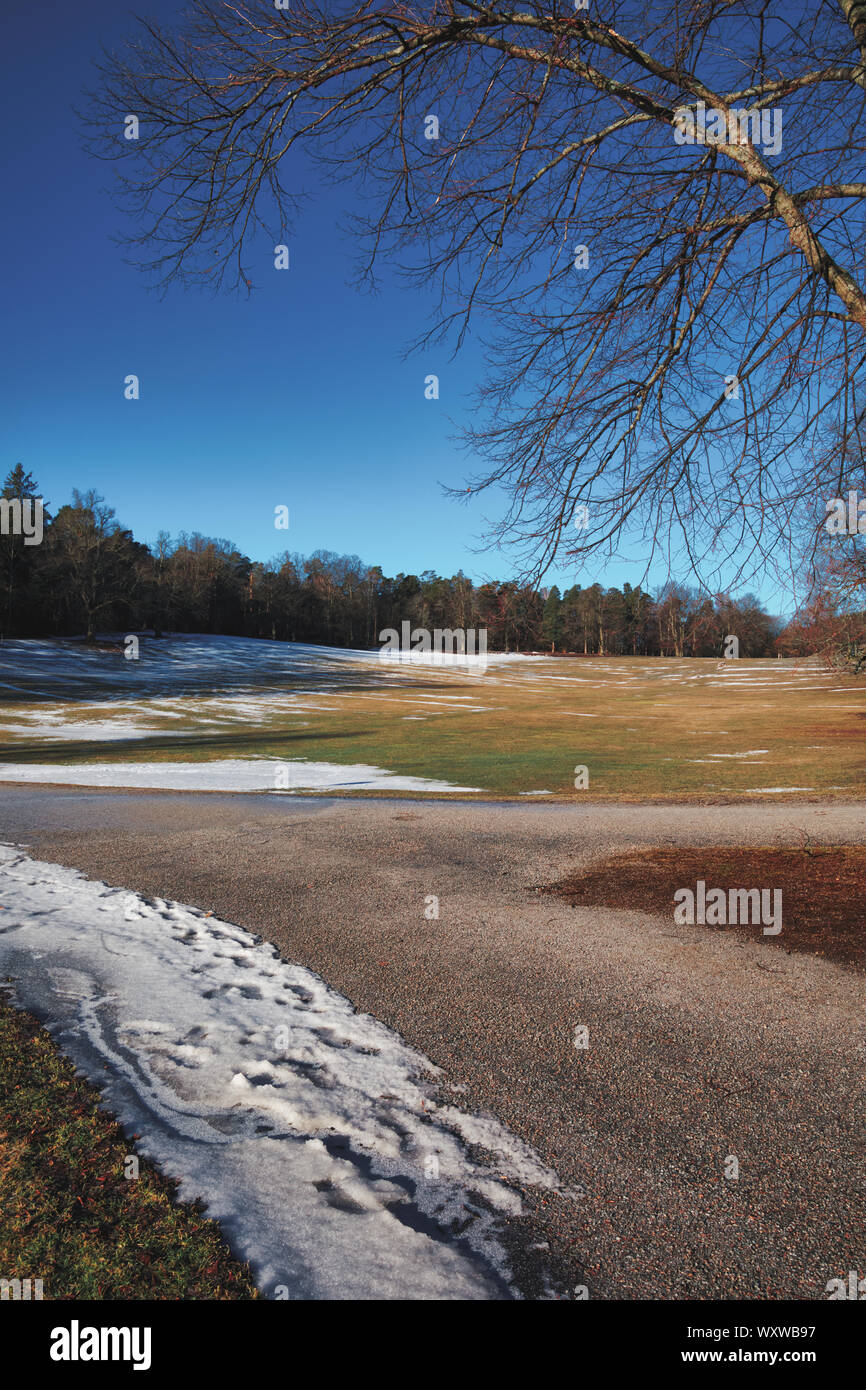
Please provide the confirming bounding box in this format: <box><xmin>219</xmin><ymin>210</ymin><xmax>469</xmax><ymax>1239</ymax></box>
<box><xmin>544</xmin><ymin>846</ymin><xmax>865</xmax><ymax>971</ymax></box>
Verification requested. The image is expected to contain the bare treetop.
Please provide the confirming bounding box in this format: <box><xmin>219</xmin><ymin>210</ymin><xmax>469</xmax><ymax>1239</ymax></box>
<box><xmin>86</xmin><ymin>1</ymin><xmax>866</xmax><ymax>590</ymax></box>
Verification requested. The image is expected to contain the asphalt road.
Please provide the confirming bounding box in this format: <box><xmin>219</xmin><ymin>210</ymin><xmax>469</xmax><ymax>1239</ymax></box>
<box><xmin>1</xmin><ymin>785</ymin><xmax>863</xmax><ymax>1300</ymax></box>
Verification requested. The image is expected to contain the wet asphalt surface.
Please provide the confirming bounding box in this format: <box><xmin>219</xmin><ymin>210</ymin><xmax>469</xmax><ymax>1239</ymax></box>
<box><xmin>0</xmin><ymin>785</ymin><xmax>863</xmax><ymax>1300</ymax></box>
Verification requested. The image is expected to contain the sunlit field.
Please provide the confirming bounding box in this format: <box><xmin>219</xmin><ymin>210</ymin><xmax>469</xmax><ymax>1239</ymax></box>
<box><xmin>0</xmin><ymin>634</ymin><xmax>862</xmax><ymax>800</ymax></box>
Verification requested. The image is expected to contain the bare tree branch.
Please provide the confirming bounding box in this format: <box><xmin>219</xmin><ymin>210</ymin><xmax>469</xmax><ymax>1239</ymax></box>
<box><xmin>84</xmin><ymin>0</ymin><xmax>866</xmax><ymax>589</ymax></box>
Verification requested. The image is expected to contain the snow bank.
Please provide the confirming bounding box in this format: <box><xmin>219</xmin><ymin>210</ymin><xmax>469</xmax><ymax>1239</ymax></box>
<box><xmin>0</xmin><ymin>846</ymin><xmax>563</xmax><ymax>1299</ymax></box>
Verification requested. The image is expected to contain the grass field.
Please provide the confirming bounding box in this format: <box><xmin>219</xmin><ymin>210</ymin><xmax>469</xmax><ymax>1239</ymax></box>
<box><xmin>0</xmin><ymin>636</ymin><xmax>863</xmax><ymax>800</ymax></box>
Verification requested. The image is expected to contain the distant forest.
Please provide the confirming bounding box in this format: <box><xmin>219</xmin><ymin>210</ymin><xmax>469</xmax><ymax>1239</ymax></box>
<box><xmin>0</xmin><ymin>465</ymin><xmax>857</xmax><ymax>659</ymax></box>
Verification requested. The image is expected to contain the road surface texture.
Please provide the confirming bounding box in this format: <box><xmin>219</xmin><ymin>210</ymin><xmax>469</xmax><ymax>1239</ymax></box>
<box><xmin>1</xmin><ymin>785</ymin><xmax>862</xmax><ymax>1300</ymax></box>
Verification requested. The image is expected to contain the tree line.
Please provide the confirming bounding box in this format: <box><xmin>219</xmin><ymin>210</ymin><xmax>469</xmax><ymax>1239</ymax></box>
<box><xmin>0</xmin><ymin>465</ymin><xmax>851</xmax><ymax>659</ymax></box>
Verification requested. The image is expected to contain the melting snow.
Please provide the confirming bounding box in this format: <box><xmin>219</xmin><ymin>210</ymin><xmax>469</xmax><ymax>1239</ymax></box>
<box><xmin>744</xmin><ymin>786</ymin><xmax>816</xmax><ymax>794</ymax></box>
<box><xmin>0</xmin><ymin>759</ymin><xmax>482</xmax><ymax>794</ymax></box>
<box><xmin>0</xmin><ymin>845</ymin><xmax>564</xmax><ymax>1299</ymax></box>
<box><xmin>701</xmin><ymin>750</ymin><xmax>769</xmax><ymax>759</ymax></box>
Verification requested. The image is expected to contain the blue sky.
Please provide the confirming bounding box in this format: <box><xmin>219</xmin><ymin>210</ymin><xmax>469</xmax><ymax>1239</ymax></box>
<box><xmin>0</xmin><ymin>0</ymin><xmax>784</xmax><ymax>608</ymax></box>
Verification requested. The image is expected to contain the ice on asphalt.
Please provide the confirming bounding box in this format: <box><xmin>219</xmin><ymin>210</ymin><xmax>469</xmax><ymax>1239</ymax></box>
<box><xmin>0</xmin><ymin>845</ymin><xmax>563</xmax><ymax>1299</ymax></box>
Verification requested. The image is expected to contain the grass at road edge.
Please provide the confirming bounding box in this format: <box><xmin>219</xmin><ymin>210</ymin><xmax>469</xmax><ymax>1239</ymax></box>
<box><xmin>0</xmin><ymin>990</ymin><xmax>258</xmax><ymax>1300</ymax></box>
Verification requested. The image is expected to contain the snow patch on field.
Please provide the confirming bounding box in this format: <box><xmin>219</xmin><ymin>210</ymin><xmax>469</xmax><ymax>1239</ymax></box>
<box><xmin>0</xmin><ymin>845</ymin><xmax>564</xmax><ymax>1299</ymax></box>
<box><xmin>745</xmin><ymin>786</ymin><xmax>816</xmax><ymax>794</ymax></box>
<box><xmin>703</xmin><ymin>750</ymin><xmax>769</xmax><ymax>759</ymax></box>
<box><xmin>0</xmin><ymin>633</ymin><xmax>547</xmax><ymax>699</ymax></box>
<box><xmin>0</xmin><ymin>759</ymin><xmax>481</xmax><ymax>794</ymax></box>
<box><xmin>0</xmin><ymin>719</ymin><xmax>165</xmax><ymax>742</ymax></box>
